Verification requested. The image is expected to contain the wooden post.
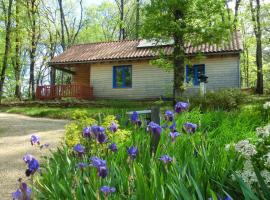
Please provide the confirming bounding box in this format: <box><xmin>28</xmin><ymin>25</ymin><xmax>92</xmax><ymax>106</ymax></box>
<box><xmin>150</xmin><ymin>106</ymin><xmax>160</xmax><ymax>155</ymax></box>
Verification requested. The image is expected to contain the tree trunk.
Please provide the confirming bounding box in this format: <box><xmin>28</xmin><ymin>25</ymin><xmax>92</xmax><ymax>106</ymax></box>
<box><xmin>234</xmin><ymin>0</ymin><xmax>242</xmax><ymax>30</ymax></box>
<box><xmin>14</xmin><ymin>0</ymin><xmax>22</xmax><ymax>100</ymax></box>
<box><xmin>250</xmin><ymin>0</ymin><xmax>263</xmax><ymax>94</ymax></box>
<box><xmin>29</xmin><ymin>0</ymin><xmax>38</xmax><ymax>100</ymax></box>
<box><xmin>246</xmin><ymin>48</ymin><xmax>250</xmax><ymax>87</ymax></box>
<box><xmin>0</xmin><ymin>0</ymin><xmax>13</xmax><ymax>102</ymax></box>
<box><xmin>119</xmin><ymin>0</ymin><xmax>125</xmax><ymax>40</ymax></box>
<box><xmin>135</xmin><ymin>0</ymin><xmax>140</xmax><ymax>39</ymax></box>
<box><xmin>58</xmin><ymin>0</ymin><xmax>66</xmax><ymax>50</ymax></box>
<box><xmin>172</xmin><ymin>9</ymin><xmax>185</xmax><ymax>106</ymax></box>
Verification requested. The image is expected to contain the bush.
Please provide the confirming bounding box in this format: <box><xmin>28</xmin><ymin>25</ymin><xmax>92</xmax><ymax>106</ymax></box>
<box><xmin>189</xmin><ymin>89</ymin><xmax>247</xmax><ymax>111</ymax></box>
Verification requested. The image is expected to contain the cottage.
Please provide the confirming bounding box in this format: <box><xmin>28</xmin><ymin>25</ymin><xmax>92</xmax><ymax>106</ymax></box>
<box><xmin>37</xmin><ymin>32</ymin><xmax>242</xmax><ymax>100</ymax></box>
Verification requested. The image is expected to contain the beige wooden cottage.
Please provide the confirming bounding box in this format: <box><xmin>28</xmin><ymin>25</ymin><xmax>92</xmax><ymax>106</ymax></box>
<box><xmin>36</xmin><ymin>32</ymin><xmax>242</xmax><ymax>100</ymax></box>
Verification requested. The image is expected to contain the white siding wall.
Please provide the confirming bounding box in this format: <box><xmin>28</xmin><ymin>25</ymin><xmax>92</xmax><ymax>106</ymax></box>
<box><xmin>90</xmin><ymin>55</ymin><xmax>240</xmax><ymax>99</ymax></box>
<box><xmin>90</xmin><ymin>61</ymin><xmax>173</xmax><ymax>99</ymax></box>
<box><xmin>204</xmin><ymin>55</ymin><xmax>240</xmax><ymax>90</ymax></box>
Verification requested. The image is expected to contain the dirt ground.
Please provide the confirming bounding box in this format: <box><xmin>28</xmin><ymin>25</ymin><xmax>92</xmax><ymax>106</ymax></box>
<box><xmin>0</xmin><ymin>113</ymin><xmax>68</xmax><ymax>199</ymax></box>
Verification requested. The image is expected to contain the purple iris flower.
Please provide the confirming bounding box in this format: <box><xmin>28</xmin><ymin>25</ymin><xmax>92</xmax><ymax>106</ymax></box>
<box><xmin>30</xmin><ymin>135</ymin><xmax>40</xmax><ymax>146</ymax></box>
<box><xmin>159</xmin><ymin>155</ymin><xmax>173</xmax><ymax>164</ymax></box>
<box><xmin>147</xmin><ymin>122</ymin><xmax>162</xmax><ymax>135</ymax></box>
<box><xmin>76</xmin><ymin>162</ymin><xmax>89</xmax><ymax>169</ymax></box>
<box><xmin>100</xmin><ymin>186</ymin><xmax>116</xmax><ymax>196</ymax></box>
<box><xmin>90</xmin><ymin>157</ymin><xmax>108</xmax><ymax>178</ymax></box>
<box><xmin>170</xmin><ymin>132</ymin><xmax>180</xmax><ymax>142</ymax></box>
<box><xmin>12</xmin><ymin>182</ymin><xmax>31</xmax><ymax>200</ymax></box>
<box><xmin>109</xmin><ymin>143</ymin><xmax>118</xmax><ymax>152</ymax></box>
<box><xmin>73</xmin><ymin>144</ymin><xmax>85</xmax><ymax>154</ymax></box>
<box><xmin>183</xmin><ymin>122</ymin><xmax>197</xmax><ymax>134</ymax></box>
<box><xmin>91</xmin><ymin>126</ymin><xmax>105</xmax><ymax>137</ymax></box>
<box><xmin>130</xmin><ymin>111</ymin><xmax>142</xmax><ymax>126</ymax></box>
<box><xmin>127</xmin><ymin>146</ymin><xmax>138</xmax><ymax>159</ymax></box>
<box><xmin>25</xmin><ymin>158</ymin><xmax>39</xmax><ymax>177</ymax></box>
<box><xmin>175</xmin><ymin>102</ymin><xmax>189</xmax><ymax>113</ymax></box>
<box><xmin>82</xmin><ymin>127</ymin><xmax>91</xmax><ymax>138</ymax></box>
<box><xmin>109</xmin><ymin>122</ymin><xmax>118</xmax><ymax>133</ymax></box>
<box><xmin>98</xmin><ymin>166</ymin><xmax>108</xmax><ymax>178</ymax></box>
<box><xmin>23</xmin><ymin>154</ymin><xmax>34</xmax><ymax>164</ymax></box>
<box><xmin>130</xmin><ymin>111</ymin><xmax>139</xmax><ymax>122</ymax></box>
<box><xmin>165</xmin><ymin>110</ymin><xmax>174</xmax><ymax>121</ymax></box>
<box><xmin>96</xmin><ymin>132</ymin><xmax>107</xmax><ymax>144</ymax></box>
<box><xmin>90</xmin><ymin>156</ymin><xmax>106</xmax><ymax>168</ymax></box>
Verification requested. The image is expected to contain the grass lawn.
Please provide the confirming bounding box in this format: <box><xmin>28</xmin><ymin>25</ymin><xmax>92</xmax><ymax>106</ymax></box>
<box><xmin>0</xmin><ymin>100</ymin><xmax>160</xmax><ymax>119</ymax></box>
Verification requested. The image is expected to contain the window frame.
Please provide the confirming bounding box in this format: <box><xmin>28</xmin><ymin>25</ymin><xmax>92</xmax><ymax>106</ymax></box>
<box><xmin>185</xmin><ymin>64</ymin><xmax>205</xmax><ymax>86</ymax></box>
<box><xmin>112</xmin><ymin>65</ymin><xmax>132</xmax><ymax>88</ymax></box>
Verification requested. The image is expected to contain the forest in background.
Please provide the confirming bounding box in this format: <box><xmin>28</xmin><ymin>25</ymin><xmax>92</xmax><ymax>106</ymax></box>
<box><xmin>0</xmin><ymin>0</ymin><xmax>269</xmax><ymax>101</ymax></box>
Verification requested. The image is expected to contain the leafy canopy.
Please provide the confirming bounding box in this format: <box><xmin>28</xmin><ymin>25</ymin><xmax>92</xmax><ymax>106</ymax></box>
<box><xmin>142</xmin><ymin>0</ymin><xmax>232</xmax><ymax>45</ymax></box>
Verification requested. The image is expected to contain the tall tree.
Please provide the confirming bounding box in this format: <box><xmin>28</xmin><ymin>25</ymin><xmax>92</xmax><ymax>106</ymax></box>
<box><xmin>26</xmin><ymin>0</ymin><xmax>40</xmax><ymax>99</ymax></box>
<box><xmin>13</xmin><ymin>0</ymin><xmax>22</xmax><ymax>99</ymax></box>
<box><xmin>57</xmin><ymin>0</ymin><xmax>84</xmax><ymax>84</ymax></box>
<box><xmin>0</xmin><ymin>0</ymin><xmax>13</xmax><ymax>102</ymax></box>
<box><xmin>234</xmin><ymin>0</ymin><xmax>242</xmax><ymax>29</ymax></box>
<box><xmin>135</xmin><ymin>0</ymin><xmax>140</xmax><ymax>39</ymax></box>
<box><xmin>58</xmin><ymin>0</ymin><xmax>84</xmax><ymax>50</ymax></box>
<box><xmin>249</xmin><ymin>0</ymin><xmax>263</xmax><ymax>94</ymax></box>
<box><xmin>115</xmin><ymin>0</ymin><xmax>125</xmax><ymax>40</ymax></box>
<box><xmin>142</xmin><ymin>0</ymin><xmax>231</xmax><ymax>104</ymax></box>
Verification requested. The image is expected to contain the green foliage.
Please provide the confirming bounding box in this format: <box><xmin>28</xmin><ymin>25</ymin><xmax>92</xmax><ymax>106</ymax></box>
<box><xmin>189</xmin><ymin>89</ymin><xmax>247</xmax><ymax>111</ymax></box>
<box><xmin>65</xmin><ymin>117</ymin><xmax>97</xmax><ymax>148</ymax></box>
<box><xmin>142</xmin><ymin>0</ymin><xmax>231</xmax><ymax>44</ymax></box>
<box><xmin>35</xmin><ymin>105</ymin><xmax>267</xmax><ymax>199</ymax></box>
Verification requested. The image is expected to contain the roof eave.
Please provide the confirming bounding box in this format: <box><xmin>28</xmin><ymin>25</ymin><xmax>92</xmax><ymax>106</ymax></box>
<box><xmin>48</xmin><ymin>50</ymin><xmax>242</xmax><ymax>66</ymax></box>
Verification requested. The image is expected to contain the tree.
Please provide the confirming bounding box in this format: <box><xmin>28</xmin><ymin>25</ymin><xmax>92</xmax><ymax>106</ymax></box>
<box><xmin>115</xmin><ymin>0</ymin><xmax>125</xmax><ymax>40</ymax></box>
<box><xmin>135</xmin><ymin>0</ymin><xmax>141</xmax><ymax>39</ymax></box>
<box><xmin>249</xmin><ymin>0</ymin><xmax>263</xmax><ymax>94</ymax></box>
<box><xmin>234</xmin><ymin>0</ymin><xmax>242</xmax><ymax>29</ymax></box>
<box><xmin>142</xmin><ymin>0</ymin><xmax>231</xmax><ymax>104</ymax></box>
<box><xmin>0</xmin><ymin>0</ymin><xmax>13</xmax><ymax>102</ymax></box>
<box><xmin>13</xmin><ymin>0</ymin><xmax>22</xmax><ymax>99</ymax></box>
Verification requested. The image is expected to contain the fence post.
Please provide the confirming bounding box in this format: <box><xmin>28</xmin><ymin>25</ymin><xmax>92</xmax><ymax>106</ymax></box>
<box><xmin>150</xmin><ymin>106</ymin><xmax>160</xmax><ymax>155</ymax></box>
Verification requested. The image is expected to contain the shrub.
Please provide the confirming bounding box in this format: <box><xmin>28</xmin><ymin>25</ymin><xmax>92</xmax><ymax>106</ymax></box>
<box><xmin>189</xmin><ymin>89</ymin><xmax>247</xmax><ymax>111</ymax></box>
<box><xmin>65</xmin><ymin>117</ymin><xmax>97</xmax><ymax>147</ymax></box>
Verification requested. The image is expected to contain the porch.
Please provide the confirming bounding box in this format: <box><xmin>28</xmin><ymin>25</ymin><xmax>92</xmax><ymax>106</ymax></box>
<box><xmin>36</xmin><ymin>84</ymin><xmax>94</xmax><ymax>100</ymax></box>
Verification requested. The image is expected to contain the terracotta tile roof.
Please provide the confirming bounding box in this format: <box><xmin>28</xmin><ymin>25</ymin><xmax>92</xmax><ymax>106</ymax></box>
<box><xmin>49</xmin><ymin>32</ymin><xmax>242</xmax><ymax>65</ymax></box>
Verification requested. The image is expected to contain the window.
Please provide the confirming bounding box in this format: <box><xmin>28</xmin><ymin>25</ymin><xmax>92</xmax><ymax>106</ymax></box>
<box><xmin>186</xmin><ymin>64</ymin><xmax>205</xmax><ymax>86</ymax></box>
<box><xmin>113</xmin><ymin>65</ymin><xmax>132</xmax><ymax>88</ymax></box>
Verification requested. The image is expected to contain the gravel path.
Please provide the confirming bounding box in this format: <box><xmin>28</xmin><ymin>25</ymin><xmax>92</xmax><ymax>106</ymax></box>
<box><xmin>0</xmin><ymin>113</ymin><xmax>68</xmax><ymax>199</ymax></box>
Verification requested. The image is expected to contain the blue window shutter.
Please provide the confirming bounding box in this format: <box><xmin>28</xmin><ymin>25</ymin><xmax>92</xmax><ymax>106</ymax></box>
<box><xmin>185</xmin><ymin>65</ymin><xmax>189</xmax><ymax>83</ymax></box>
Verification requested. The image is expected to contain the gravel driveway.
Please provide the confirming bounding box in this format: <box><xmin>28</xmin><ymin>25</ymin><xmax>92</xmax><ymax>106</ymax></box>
<box><xmin>0</xmin><ymin>113</ymin><xmax>68</xmax><ymax>199</ymax></box>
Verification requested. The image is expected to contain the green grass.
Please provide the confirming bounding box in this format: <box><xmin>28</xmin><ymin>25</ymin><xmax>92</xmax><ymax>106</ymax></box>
<box><xmin>0</xmin><ymin>100</ymin><xmax>157</xmax><ymax>119</ymax></box>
